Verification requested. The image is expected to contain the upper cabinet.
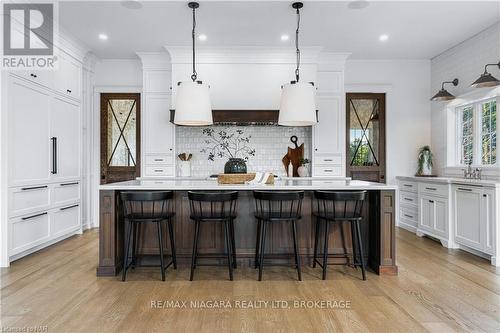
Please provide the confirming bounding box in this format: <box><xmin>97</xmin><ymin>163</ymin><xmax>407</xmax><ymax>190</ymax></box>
<box><xmin>54</xmin><ymin>54</ymin><xmax>82</xmax><ymax>100</ymax></box>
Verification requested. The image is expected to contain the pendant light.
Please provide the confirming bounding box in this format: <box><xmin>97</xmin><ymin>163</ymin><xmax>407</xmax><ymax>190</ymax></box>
<box><xmin>174</xmin><ymin>2</ymin><xmax>213</xmax><ymax>126</ymax></box>
<box><xmin>278</xmin><ymin>2</ymin><xmax>316</xmax><ymax>127</ymax></box>
<box><xmin>471</xmin><ymin>61</ymin><xmax>500</xmax><ymax>88</ymax></box>
<box><xmin>430</xmin><ymin>78</ymin><xmax>459</xmax><ymax>101</ymax></box>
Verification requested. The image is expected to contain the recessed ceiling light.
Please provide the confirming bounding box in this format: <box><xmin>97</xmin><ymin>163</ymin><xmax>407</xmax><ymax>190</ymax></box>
<box><xmin>348</xmin><ymin>0</ymin><xmax>370</xmax><ymax>10</ymax></box>
<box><xmin>379</xmin><ymin>34</ymin><xmax>389</xmax><ymax>42</ymax></box>
<box><xmin>98</xmin><ymin>33</ymin><xmax>108</xmax><ymax>41</ymax></box>
<box><xmin>198</xmin><ymin>34</ymin><xmax>207</xmax><ymax>41</ymax></box>
<box><xmin>120</xmin><ymin>1</ymin><xmax>143</xmax><ymax>10</ymax></box>
<box><xmin>281</xmin><ymin>34</ymin><xmax>289</xmax><ymax>41</ymax></box>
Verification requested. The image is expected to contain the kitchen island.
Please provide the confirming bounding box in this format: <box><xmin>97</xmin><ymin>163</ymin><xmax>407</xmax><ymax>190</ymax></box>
<box><xmin>97</xmin><ymin>178</ymin><xmax>398</xmax><ymax>276</ymax></box>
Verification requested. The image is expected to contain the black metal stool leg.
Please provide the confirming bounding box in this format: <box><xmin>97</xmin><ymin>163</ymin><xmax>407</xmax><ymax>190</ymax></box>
<box><xmin>351</xmin><ymin>222</ymin><xmax>358</xmax><ymax>268</ymax></box>
<box><xmin>313</xmin><ymin>216</ymin><xmax>320</xmax><ymax>268</ymax></box>
<box><xmin>229</xmin><ymin>219</ymin><xmax>237</xmax><ymax>269</ymax></box>
<box><xmin>190</xmin><ymin>220</ymin><xmax>200</xmax><ymax>281</ymax></box>
<box><xmin>322</xmin><ymin>220</ymin><xmax>330</xmax><ymax>280</ymax></box>
<box><xmin>122</xmin><ymin>220</ymin><xmax>133</xmax><ymax>282</ymax></box>
<box><xmin>167</xmin><ymin>219</ymin><xmax>177</xmax><ymax>269</ymax></box>
<box><xmin>224</xmin><ymin>221</ymin><xmax>234</xmax><ymax>281</ymax></box>
<box><xmin>355</xmin><ymin>220</ymin><xmax>366</xmax><ymax>280</ymax></box>
<box><xmin>131</xmin><ymin>223</ymin><xmax>138</xmax><ymax>269</ymax></box>
<box><xmin>258</xmin><ymin>221</ymin><xmax>267</xmax><ymax>281</ymax></box>
<box><xmin>254</xmin><ymin>219</ymin><xmax>262</xmax><ymax>269</ymax></box>
<box><xmin>291</xmin><ymin>220</ymin><xmax>302</xmax><ymax>281</ymax></box>
<box><xmin>157</xmin><ymin>222</ymin><xmax>166</xmax><ymax>281</ymax></box>
<box><xmin>339</xmin><ymin>222</ymin><xmax>349</xmax><ymax>264</ymax></box>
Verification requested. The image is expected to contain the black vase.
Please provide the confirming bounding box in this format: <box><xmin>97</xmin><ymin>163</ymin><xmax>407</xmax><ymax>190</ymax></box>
<box><xmin>224</xmin><ymin>158</ymin><xmax>247</xmax><ymax>174</ymax></box>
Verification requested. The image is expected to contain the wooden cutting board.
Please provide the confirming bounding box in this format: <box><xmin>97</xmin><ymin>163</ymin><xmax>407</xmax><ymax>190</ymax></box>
<box><xmin>282</xmin><ymin>143</ymin><xmax>304</xmax><ymax>177</ymax></box>
<box><xmin>217</xmin><ymin>173</ymin><xmax>274</xmax><ymax>185</ymax></box>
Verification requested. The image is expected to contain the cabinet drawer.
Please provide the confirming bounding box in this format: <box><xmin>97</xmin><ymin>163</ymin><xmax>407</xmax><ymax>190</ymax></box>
<box><xmin>145</xmin><ymin>154</ymin><xmax>174</xmax><ymax>165</ymax></box>
<box><xmin>145</xmin><ymin>166</ymin><xmax>175</xmax><ymax>177</ymax></box>
<box><xmin>9</xmin><ymin>185</ymin><xmax>50</xmax><ymax>217</ymax></box>
<box><xmin>52</xmin><ymin>204</ymin><xmax>80</xmax><ymax>237</ymax></box>
<box><xmin>400</xmin><ymin>207</ymin><xmax>418</xmax><ymax>223</ymax></box>
<box><xmin>52</xmin><ymin>182</ymin><xmax>80</xmax><ymax>206</ymax></box>
<box><xmin>314</xmin><ymin>154</ymin><xmax>342</xmax><ymax>165</ymax></box>
<box><xmin>418</xmin><ymin>182</ymin><xmax>448</xmax><ymax>197</ymax></box>
<box><xmin>10</xmin><ymin>212</ymin><xmax>50</xmax><ymax>254</ymax></box>
<box><xmin>399</xmin><ymin>191</ymin><xmax>417</xmax><ymax>208</ymax></box>
<box><xmin>313</xmin><ymin>166</ymin><xmax>342</xmax><ymax>177</ymax></box>
<box><xmin>398</xmin><ymin>180</ymin><xmax>417</xmax><ymax>193</ymax></box>
<box><xmin>13</xmin><ymin>71</ymin><xmax>54</xmax><ymax>89</ymax></box>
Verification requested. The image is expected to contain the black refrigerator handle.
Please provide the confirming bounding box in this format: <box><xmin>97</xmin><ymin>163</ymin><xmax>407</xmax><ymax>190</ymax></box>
<box><xmin>51</xmin><ymin>137</ymin><xmax>57</xmax><ymax>174</ymax></box>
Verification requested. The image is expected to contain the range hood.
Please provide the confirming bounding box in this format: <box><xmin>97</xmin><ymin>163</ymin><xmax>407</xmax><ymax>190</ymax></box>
<box><xmin>170</xmin><ymin>109</ymin><xmax>279</xmax><ymax>126</ymax></box>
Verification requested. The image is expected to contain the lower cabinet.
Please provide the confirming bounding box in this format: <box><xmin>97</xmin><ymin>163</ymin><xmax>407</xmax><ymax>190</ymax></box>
<box><xmin>419</xmin><ymin>194</ymin><xmax>448</xmax><ymax>240</ymax></box>
<box><xmin>51</xmin><ymin>204</ymin><xmax>80</xmax><ymax>238</ymax></box>
<box><xmin>453</xmin><ymin>185</ymin><xmax>496</xmax><ymax>255</ymax></box>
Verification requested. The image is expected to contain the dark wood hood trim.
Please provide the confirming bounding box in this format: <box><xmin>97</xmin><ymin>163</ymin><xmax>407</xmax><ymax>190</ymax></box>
<box><xmin>170</xmin><ymin>109</ymin><xmax>279</xmax><ymax>125</ymax></box>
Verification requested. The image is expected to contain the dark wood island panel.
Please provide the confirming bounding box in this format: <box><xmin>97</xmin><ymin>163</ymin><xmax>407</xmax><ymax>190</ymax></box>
<box><xmin>97</xmin><ymin>190</ymin><xmax>397</xmax><ymax>276</ymax></box>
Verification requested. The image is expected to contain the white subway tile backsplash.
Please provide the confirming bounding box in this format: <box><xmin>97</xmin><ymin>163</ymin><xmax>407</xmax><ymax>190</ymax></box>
<box><xmin>176</xmin><ymin>126</ymin><xmax>312</xmax><ymax>177</ymax></box>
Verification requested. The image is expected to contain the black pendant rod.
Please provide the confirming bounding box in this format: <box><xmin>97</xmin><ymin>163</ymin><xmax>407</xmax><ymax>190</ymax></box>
<box><xmin>188</xmin><ymin>2</ymin><xmax>199</xmax><ymax>82</ymax></box>
<box><xmin>292</xmin><ymin>2</ymin><xmax>303</xmax><ymax>83</ymax></box>
<box><xmin>482</xmin><ymin>61</ymin><xmax>500</xmax><ymax>74</ymax></box>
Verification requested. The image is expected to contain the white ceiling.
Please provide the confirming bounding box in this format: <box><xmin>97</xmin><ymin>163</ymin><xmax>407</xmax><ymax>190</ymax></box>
<box><xmin>59</xmin><ymin>1</ymin><xmax>500</xmax><ymax>60</ymax></box>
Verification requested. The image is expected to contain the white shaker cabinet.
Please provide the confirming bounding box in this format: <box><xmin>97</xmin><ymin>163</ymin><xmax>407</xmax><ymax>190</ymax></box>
<box><xmin>8</xmin><ymin>80</ymin><xmax>52</xmax><ymax>186</ymax></box>
<box><xmin>54</xmin><ymin>54</ymin><xmax>82</xmax><ymax>100</ymax></box>
<box><xmin>453</xmin><ymin>185</ymin><xmax>497</xmax><ymax>259</ymax></box>
<box><xmin>50</xmin><ymin>97</ymin><xmax>80</xmax><ymax>180</ymax></box>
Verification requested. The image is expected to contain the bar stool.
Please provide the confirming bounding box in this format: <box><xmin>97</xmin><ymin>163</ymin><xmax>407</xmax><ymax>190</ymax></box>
<box><xmin>188</xmin><ymin>191</ymin><xmax>238</xmax><ymax>281</ymax></box>
<box><xmin>120</xmin><ymin>191</ymin><xmax>177</xmax><ymax>282</ymax></box>
<box><xmin>253</xmin><ymin>191</ymin><xmax>304</xmax><ymax>281</ymax></box>
<box><xmin>312</xmin><ymin>190</ymin><xmax>367</xmax><ymax>280</ymax></box>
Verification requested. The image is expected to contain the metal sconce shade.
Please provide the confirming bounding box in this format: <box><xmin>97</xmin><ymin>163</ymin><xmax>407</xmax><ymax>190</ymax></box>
<box><xmin>471</xmin><ymin>61</ymin><xmax>500</xmax><ymax>88</ymax></box>
<box><xmin>278</xmin><ymin>82</ymin><xmax>317</xmax><ymax>126</ymax></box>
<box><xmin>173</xmin><ymin>1</ymin><xmax>213</xmax><ymax>126</ymax></box>
<box><xmin>431</xmin><ymin>78</ymin><xmax>458</xmax><ymax>101</ymax></box>
<box><xmin>471</xmin><ymin>72</ymin><xmax>500</xmax><ymax>88</ymax></box>
<box><xmin>174</xmin><ymin>81</ymin><xmax>213</xmax><ymax>126</ymax></box>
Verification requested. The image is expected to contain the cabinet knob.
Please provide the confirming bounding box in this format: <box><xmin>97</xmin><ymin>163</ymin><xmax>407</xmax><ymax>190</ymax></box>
<box><xmin>30</xmin><ymin>73</ymin><xmax>37</xmax><ymax>78</ymax></box>
<box><xmin>315</xmin><ymin>148</ymin><xmax>318</xmax><ymax>151</ymax></box>
<box><xmin>67</xmin><ymin>89</ymin><xmax>72</xmax><ymax>93</ymax></box>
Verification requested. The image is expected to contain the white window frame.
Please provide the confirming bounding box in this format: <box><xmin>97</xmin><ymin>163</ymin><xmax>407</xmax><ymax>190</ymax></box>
<box><xmin>454</xmin><ymin>96</ymin><xmax>499</xmax><ymax>167</ymax></box>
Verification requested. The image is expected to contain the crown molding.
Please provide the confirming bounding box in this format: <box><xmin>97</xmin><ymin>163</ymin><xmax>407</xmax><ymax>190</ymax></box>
<box><xmin>164</xmin><ymin>46</ymin><xmax>324</xmax><ymax>64</ymax></box>
<box><xmin>136</xmin><ymin>52</ymin><xmax>171</xmax><ymax>70</ymax></box>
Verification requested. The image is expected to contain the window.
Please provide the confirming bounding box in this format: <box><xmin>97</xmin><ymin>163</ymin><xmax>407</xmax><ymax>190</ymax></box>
<box><xmin>456</xmin><ymin>98</ymin><xmax>497</xmax><ymax>166</ymax></box>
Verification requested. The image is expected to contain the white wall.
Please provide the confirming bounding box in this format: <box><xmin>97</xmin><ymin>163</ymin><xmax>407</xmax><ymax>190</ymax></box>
<box><xmin>345</xmin><ymin>59</ymin><xmax>432</xmax><ymax>184</ymax></box>
<box><xmin>431</xmin><ymin>23</ymin><xmax>500</xmax><ymax>176</ymax></box>
<box><xmin>94</xmin><ymin>59</ymin><xmax>143</xmax><ymax>87</ymax></box>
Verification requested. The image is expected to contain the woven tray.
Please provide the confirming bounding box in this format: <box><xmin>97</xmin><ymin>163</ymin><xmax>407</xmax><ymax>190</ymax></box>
<box><xmin>217</xmin><ymin>173</ymin><xmax>274</xmax><ymax>185</ymax></box>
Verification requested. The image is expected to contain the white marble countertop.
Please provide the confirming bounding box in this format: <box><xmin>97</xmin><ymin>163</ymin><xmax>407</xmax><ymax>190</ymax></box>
<box><xmin>396</xmin><ymin>175</ymin><xmax>500</xmax><ymax>188</ymax></box>
<box><xmin>100</xmin><ymin>178</ymin><xmax>398</xmax><ymax>191</ymax></box>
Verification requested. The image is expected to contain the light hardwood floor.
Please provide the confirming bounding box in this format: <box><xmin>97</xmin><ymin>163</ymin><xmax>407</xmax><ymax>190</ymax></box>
<box><xmin>1</xmin><ymin>228</ymin><xmax>499</xmax><ymax>333</ymax></box>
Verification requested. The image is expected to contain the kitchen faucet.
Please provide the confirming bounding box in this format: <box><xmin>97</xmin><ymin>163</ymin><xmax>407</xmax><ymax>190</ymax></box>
<box><xmin>463</xmin><ymin>162</ymin><xmax>482</xmax><ymax>180</ymax></box>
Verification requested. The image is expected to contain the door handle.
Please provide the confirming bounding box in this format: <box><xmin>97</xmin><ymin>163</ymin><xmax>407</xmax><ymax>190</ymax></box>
<box><xmin>51</xmin><ymin>137</ymin><xmax>57</xmax><ymax>174</ymax></box>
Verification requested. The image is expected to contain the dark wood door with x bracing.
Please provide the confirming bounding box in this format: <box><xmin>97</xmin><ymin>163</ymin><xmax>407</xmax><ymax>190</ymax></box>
<box><xmin>100</xmin><ymin>93</ymin><xmax>141</xmax><ymax>184</ymax></box>
<box><xmin>346</xmin><ymin>93</ymin><xmax>386</xmax><ymax>183</ymax></box>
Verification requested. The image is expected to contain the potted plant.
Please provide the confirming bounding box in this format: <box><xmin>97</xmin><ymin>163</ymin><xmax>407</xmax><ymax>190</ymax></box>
<box><xmin>200</xmin><ymin>128</ymin><xmax>256</xmax><ymax>174</ymax></box>
<box><xmin>416</xmin><ymin>145</ymin><xmax>433</xmax><ymax>176</ymax></box>
<box><xmin>297</xmin><ymin>158</ymin><xmax>310</xmax><ymax>177</ymax></box>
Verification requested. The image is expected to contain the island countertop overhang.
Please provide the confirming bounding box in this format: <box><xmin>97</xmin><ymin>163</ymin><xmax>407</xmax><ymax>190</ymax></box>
<box><xmin>99</xmin><ymin>178</ymin><xmax>398</xmax><ymax>191</ymax></box>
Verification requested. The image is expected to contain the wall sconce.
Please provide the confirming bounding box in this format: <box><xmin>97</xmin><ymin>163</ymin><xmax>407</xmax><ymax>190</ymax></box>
<box><xmin>471</xmin><ymin>61</ymin><xmax>500</xmax><ymax>88</ymax></box>
<box><xmin>431</xmin><ymin>78</ymin><xmax>459</xmax><ymax>101</ymax></box>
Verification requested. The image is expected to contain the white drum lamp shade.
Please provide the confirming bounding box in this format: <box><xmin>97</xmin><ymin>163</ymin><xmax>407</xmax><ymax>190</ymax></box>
<box><xmin>174</xmin><ymin>81</ymin><xmax>213</xmax><ymax>126</ymax></box>
<box><xmin>278</xmin><ymin>82</ymin><xmax>317</xmax><ymax>126</ymax></box>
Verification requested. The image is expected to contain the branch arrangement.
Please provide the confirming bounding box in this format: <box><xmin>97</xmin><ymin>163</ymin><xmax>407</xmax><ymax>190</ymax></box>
<box><xmin>200</xmin><ymin>128</ymin><xmax>256</xmax><ymax>161</ymax></box>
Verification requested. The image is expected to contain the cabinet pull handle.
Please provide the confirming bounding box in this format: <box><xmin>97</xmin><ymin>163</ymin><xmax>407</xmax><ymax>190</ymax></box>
<box><xmin>483</xmin><ymin>194</ymin><xmax>487</xmax><ymax>197</ymax></box>
<box><xmin>425</xmin><ymin>187</ymin><xmax>436</xmax><ymax>191</ymax></box>
<box><xmin>60</xmin><ymin>204</ymin><xmax>79</xmax><ymax>211</ymax></box>
<box><xmin>403</xmin><ymin>184</ymin><xmax>413</xmax><ymax>187</ymax></box>
<box><xmin>404</xmin><ymin>214</ymin><xmax>414</xmax><ymax>218</ymax></box>
<box><xmin>51</xmin><ymin>137</ymin><xmax>57</xmax><ymax>174</ymax></box>
<box><xmin>30</xmin><ymin>73</ymin><xmax>37</xmax><ymax>78</ymax></box>
<box><xmin>154</xmin><ymin>169</ymin><xmax>163</xmax><ymax>172</ymax></box>
<box><xmin>429</xmin><ymin>200</ymin><xmax>434</xmax><ymax>203</ymax></box>
<box><xmin>323</xmin><ymin>159</ymin><xmax>333</xmax><ymax>162</ymax></box>
<box><xmin>21</xmin><ymin>212</ymin><xmax>47</xmax><ymax>220</ymax></box>
<box><xmin>60</xmin><ymin>182</ymin><xmax>79</xmax><ymax>186</ymax></box>
<box><xmin>404</xmin><ymin>198</ymin><xmax>413</xmax><ymax>201</ymax></box>
<box><xmin>323</xmin><ymin>169</ymin><xmax>333</xmax><ymax>172</ymax></box>
<box><xmin>457</xmin><ymin>187</ymin><xmax>472</xmax><ymax>191</ymax></box>
<box><xmin>66</xmin><ymin>89</ymin><xmax>72</xmax><ymax>93</ymax></box>
<box><xmin>154</xmin><ymin>159</ymin><xmax>164</xmax><ymax>161</ymax></box>
<box><xmin>21</xmin><ymin>185</ymin><xmax>48</xmax><ymax>191</ymax></box>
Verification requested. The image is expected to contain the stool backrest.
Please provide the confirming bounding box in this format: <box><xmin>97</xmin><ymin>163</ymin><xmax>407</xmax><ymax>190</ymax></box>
<box><xmin>120</xmin><ymin>191</ymin><xmax>174</xmax><ymax>219</ymax></box>
<box><xmin>253</xmin><ymin>191</ymin><xmax>304</xmax><ymax>219</ymax></box>
<box><xmin>314</xmin><ymin>191</ymin><xmax>366</xmax><ymax>219</ymax></box>
<box><xmin>188</xmin><ymin>191</ymin><xmax>239</xmax><ymax>219</ymax></box>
